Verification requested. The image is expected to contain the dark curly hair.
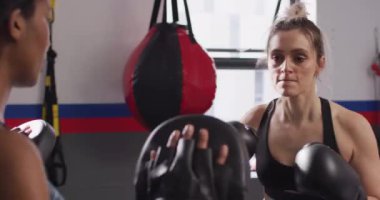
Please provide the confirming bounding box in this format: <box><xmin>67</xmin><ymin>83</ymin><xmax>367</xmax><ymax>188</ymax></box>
<box><xmin>0</xmin><ymin>0</ymin><xmax>37</xmax><ymax>40</ymax></box>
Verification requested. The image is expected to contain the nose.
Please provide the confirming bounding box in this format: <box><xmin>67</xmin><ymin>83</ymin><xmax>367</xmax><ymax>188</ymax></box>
<box><xmin>280</xmin><ymin>58</ymin><xmax>294</xmax><ymax>74</ymax></box>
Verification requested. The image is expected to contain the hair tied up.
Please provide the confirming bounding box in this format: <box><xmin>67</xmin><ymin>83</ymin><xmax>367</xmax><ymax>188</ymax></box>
<box><xmin>284</xmin><ymin>2</ymin><xmax>309</xmax><ymax>21</ymax></box>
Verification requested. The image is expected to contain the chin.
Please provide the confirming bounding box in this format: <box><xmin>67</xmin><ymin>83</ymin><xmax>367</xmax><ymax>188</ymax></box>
<box><xmin>276</xmin><ymin>88</ymin><xmax>299</xmax><ymax>97</ymax></box>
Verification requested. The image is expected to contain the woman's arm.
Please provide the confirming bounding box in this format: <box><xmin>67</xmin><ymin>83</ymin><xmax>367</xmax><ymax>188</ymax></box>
<box><xmin>344</xmin><ymin>112</ymin><xmax>380</xmax><ymax>199</ymax></box>
<box><xmin>241</xmin><ymin>104</ymin><xmax>268</xmax><ymax>130</ymax></box>
<box><xmin>242</xmin><ymin>105</ymin><xmax>268</xmax><ymax>199</ymax></box>
<box><xmin>0</xmin><ymin>131</ymin><xmax>49</xmax><ymax>200</ymax></box>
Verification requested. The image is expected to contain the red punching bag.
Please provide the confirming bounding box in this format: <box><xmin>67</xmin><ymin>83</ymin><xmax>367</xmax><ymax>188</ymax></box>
<box><xmin>124</xmin><ymin>0</ymin><xmax>216</xmax><ymax>129</ymax></box>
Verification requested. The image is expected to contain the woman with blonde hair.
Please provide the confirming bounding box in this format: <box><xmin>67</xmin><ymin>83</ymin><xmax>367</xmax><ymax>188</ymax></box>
<box><xmin>242</xmin><ymin>2</ymin><xmax>380</xmax><ymax>199</ymax></box>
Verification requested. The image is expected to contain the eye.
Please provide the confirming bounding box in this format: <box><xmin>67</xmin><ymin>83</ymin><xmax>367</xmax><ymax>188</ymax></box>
<box><xmin>270</xmin><ymin>54</ymin><xmax>284</xmax><ymax>65</ymax></box>
<box><xmin>294</xmin><ymin>54</ymin><xmax>307</xmax><ymax>64</ymax></box>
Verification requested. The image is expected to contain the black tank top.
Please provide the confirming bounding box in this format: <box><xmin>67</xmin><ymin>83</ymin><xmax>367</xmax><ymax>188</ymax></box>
<box><xmin>256</xmin><ymin>98</ymin><xmax>340</xmax><ymax>200</ymax></box>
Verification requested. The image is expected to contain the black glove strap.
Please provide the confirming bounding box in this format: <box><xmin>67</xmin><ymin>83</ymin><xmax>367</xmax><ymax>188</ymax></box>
<box><xmin>194</xmin><ymin>149</ymin><xmax>216</xmax><ymax>200</ymax></box>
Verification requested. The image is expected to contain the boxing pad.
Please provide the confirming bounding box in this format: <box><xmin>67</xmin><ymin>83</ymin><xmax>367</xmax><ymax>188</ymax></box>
<box><xmin>12</xmin><ymin>120</ymin><xmax>56</xmax><ymax>162</ymax></box>
<box><xmin>123</xmin><ymin>0</ymin><xmax>216</xmax><ymax>129</ymax></box>
<box><xmin>228</xmin><ymin>121</ymin><xmax>258</xmax><ymax>158</ymax></box>
<box><xmin>294</xmin><ymin>143</ymin><xmax>366</xmax><ymax>200</ymax></box>
<box><xmin>134</xmin><ymin>115</ymin><xmax>250</xmax><ymax>200</ymax></box>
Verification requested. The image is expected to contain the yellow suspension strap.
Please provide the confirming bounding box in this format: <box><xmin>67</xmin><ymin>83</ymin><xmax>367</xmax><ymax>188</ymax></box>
<box><xmin>43</xmin><ymin>0</ymin><xmax>67</xmax><ymax>187</ymax></box>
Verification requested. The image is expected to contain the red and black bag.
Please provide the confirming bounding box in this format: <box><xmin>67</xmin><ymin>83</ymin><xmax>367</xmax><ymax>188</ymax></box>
<box><xmin>124</xmin><ymin>0</ymin><xmax>216</xmax><ymax>129</ymax></box>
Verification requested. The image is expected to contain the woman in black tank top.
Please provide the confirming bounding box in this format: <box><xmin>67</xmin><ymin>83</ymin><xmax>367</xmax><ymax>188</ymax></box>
<box><xmin>255</xmin><ymin>98</ymin><xmax>338</xmax><ymax>199</ymax></box>
<box><xmin>241</xmin><ymin>2</ymin><xmax>380</xmax><ymax>199</ymax></box>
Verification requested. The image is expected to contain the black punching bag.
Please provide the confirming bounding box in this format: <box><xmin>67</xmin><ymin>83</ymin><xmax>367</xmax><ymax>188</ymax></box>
<box><xmin>124</xmin><ymin>0</ymin><xmax>216</xmax><ymax>129</ymax></box>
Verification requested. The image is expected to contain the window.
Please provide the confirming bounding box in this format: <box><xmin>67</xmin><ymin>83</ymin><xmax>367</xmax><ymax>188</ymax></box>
<box><xmin>173</xmin><ymin>0</ymin><xmax>316</xmax><ymax>60</ymax></box>
<box><xmin>206</xmin><ymin>69</ymin><xmax>279</xmax><ymax>122</ymax></box>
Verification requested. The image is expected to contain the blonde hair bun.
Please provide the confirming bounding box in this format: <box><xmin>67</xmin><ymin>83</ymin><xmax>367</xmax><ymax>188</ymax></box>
<box><xmin>284</xmin><ymin>2</ymin><xmax>309</xmax><ymax>20</ymax></box>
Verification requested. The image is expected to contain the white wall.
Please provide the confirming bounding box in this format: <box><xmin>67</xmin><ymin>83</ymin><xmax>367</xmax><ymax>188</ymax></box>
<box><xmin>9</xmin><ymin>0</ymin><xmax>154</xmax><ymax>104</ymax></box>
<box><xmin>317</xmin><ymin>0</ymin><xmax>380</xmax><ymax>101</ymax></box>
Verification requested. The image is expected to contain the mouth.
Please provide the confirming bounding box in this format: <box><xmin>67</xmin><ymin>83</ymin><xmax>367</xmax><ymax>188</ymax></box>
<box><xmin>278</xmin><ymin>79</ymin><xmax>296</xmax><ymax>82</ymax></box>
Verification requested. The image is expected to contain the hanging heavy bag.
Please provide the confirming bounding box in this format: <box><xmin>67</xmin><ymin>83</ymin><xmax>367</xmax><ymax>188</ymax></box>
<box><xmin>123</xmin><ymin>0</ymin><xmax>217</xmax><ymax>130</ymax></box>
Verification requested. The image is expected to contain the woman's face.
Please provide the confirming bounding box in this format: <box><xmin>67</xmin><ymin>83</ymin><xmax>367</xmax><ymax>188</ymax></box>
<box><xmin>11</xmin><ymin>0</ymin><xmax>51</xmax><ymax>86</ymax></box>
<box><xmin>267</xmin><ymin>29</ymin><xmax>324</xmax><ymax>97</ymax></box>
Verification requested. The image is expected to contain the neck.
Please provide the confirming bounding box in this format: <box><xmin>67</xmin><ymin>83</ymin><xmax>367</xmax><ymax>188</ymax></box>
<box><xmin>0</xmin><ymin>57</ymin><xmax>12</xmax><ymax>123</ymax></box>
<box><xmin>277</xmin><ymin>93</ymin><xmax>321</xmax><ymax>125</ymax></box>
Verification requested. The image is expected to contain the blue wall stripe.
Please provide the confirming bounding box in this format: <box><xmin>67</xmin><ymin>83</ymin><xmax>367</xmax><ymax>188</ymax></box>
<box><xmin>5</xmin><ymin>104</ymin><xmax>132</xmax><ymax>118</ymax></box>
<box><xmin>5</xmin><ymin>105</ymin><xmax>42</xmax><ymax>118</ymax></box>
<box><xmin>59</xmin><ymin>104</ymin><xmax>131</xmax><ymax>118</ymax></box>
<box><xmin>335</xmin><ymin>101</ymin><xmax>380</xmax><ymax>112</ymax></box>
<box><xmin>4</xmin><ymin>101</ymin><xmax>379</xmax><ymax>119</ymax></box>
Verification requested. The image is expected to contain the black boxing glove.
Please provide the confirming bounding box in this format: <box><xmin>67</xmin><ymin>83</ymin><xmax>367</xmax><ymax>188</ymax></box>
<box><xmin>12</xmin><ymin>119</ymin><xmax>56</xmax><ymax>162</ymax></box>
<box><xmin>228</xmin><ymin>121</ymin><xmax>258</xmax><ymax>157</ymax></box>
<box><xmin>294</xmin><ymin>143</ymin><xmax>367</xmax><ymax>200</ymax></box>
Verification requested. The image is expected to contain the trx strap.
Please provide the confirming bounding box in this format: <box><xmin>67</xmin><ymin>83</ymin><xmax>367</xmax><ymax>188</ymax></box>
<box><xmin>43</xmin><ymin>0</ymin><xmax>67</xmax><ymax>187</ymax></box>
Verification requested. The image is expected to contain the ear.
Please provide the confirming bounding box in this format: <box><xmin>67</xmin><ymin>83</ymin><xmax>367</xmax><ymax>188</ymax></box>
<box><xmin>315</xmin><ymin>56</ymin><xmax>326</xmax><ymax>76</ymax></box>
<box><xmin>7</xmin><ymin>9</ymin><xmax>27</xmax><ymax>41</ymax></box>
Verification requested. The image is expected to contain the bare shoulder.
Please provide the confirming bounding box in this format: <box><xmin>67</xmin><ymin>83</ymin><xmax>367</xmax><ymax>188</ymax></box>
<box><xmin>0</xmin><ymin>129</ymin><xmax>40</xmax><ymax>159</ymax></box>
<box><xmin>330</xmin><ymin>102</ymin><xmax>380</xmax><ymax>198</ymax></box>
<box><xmin>329</xmin><ymin>101</ymin><xmax>376</xmax><ymax>149</ymax></box>
<box><xmin>330</xmin><ymin>101</ymin><xmax>373</xmax><ymax>135</ymax></box>
<box><xmin>0</xmin><ymin>130</ymin><xmax>49</xmax><ymax>200</ymax></box>
<box><xmin>241</xmin><ymin>103</ymin><xmax>268</xmax><ymax>130</ymax></box>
